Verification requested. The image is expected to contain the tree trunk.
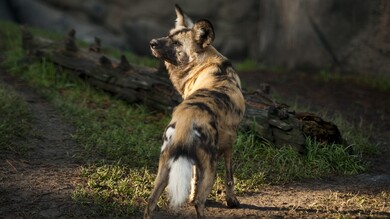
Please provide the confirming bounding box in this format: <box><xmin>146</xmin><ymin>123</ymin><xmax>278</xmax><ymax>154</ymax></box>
<box><xmin>20</xmin><ymin>27</ymin><xmax>343</xmax><ymax>153</ymax></box>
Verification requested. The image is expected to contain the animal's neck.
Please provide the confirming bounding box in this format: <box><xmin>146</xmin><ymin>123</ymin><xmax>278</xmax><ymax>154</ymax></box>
<box><xmin>167</xmin><ymin>61</ymin><xmax>218</xmax><ymax>98</ymax></box>
<box><xmin>166</xmin><ymin>47</ymin><xmax>225</xmax><ymax>98</ymax></box>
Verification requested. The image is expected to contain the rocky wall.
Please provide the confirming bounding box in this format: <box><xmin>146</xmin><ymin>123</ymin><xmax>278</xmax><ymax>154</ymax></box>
<box><xmin>1</xmin><ymin>0</ymin><xmax>389</xmax><ymax>75</ymax></box>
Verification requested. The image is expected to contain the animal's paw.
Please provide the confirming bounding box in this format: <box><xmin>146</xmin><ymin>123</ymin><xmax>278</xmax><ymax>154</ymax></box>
<box><xmin>189</xmin><ymin>196</ymin><xmax>197</xmax><ymax>205</ymax></box>
<box><xmin>226</xmin><ymin>196</ymin><xmax>240</xmax><ymax>208</ymax></box>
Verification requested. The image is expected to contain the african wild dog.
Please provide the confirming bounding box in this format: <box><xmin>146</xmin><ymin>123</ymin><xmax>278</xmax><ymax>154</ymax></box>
<box><xmin>144</xmin><ymin>4</ymin><xmax>245</xmax><ymax>219</ymax></box>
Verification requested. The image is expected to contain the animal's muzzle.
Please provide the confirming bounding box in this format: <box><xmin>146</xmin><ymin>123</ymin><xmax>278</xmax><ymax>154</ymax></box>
<box><xmin>150</xmin><ymin>39</ymin><xmax>159</xmax><ymax>49</ymax></box>
<box><xmin>149</xmin><ymin>39</ymin><xmax>161</xmax><ymax>58</ymax></box>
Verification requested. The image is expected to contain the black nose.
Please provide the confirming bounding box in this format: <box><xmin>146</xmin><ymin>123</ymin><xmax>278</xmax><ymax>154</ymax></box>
<box><xmin>150</xmin><ymin>39</ymin><xmax>158</xmax><ymax>49</ymax></box>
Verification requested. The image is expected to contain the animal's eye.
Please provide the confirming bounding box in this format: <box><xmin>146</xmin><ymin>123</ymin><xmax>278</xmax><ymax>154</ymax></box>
<box><xmin>173</xmin><ymin>41</ymin><xmax>182</xmax><ymax>46</ymax></box>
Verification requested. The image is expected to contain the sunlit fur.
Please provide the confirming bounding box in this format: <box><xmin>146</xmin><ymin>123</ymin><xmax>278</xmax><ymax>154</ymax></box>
<box><xmin>145</xmin><ymin>4</ymin><xmax>245</xmax><ymax>219</ymax></box>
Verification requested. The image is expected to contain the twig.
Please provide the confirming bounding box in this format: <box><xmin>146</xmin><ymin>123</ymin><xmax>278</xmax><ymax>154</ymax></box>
<box><xmin>6</xmin><ymin>159</ymin><xmax>18</xmax><ymax>172</ymax></box>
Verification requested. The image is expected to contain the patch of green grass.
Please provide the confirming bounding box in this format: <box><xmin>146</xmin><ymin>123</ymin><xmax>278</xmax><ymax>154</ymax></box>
<box><xmin>209</xmin><ymin>126</ymin><xmax>367</xmax><ymax>202</ymax></box>
<box><xmin>235</xmin><ymin>59</ymin><xmax>258</xmax><ymax>72</ymax></box>
<box><xmin>234</xmin><ymin>59</ymin><xmax>287</xmax><ymax>73</ymax></box>
<box><xmin>287</xmin><ymin>101</ymin><xmax>377</xmax><ymax>157</ymax></box>
<box><xmin>73</xmin><ymin>162</ymin><xmax>157</xmax><ymax>216</ymax></box>
<box><xmin>3</xmin><ymin>51</ymin><xmax>167</xmax><ymax>215</ymax></box>
<box><xmin>232</xmin><ymin>130</ymin><xmax>365</xmax><ymax>185</ymax></box>
<box><xmin>0</xmin><ymin>20</ymin><xmax>374</xmax><ymax>217</ymax></box>
<box><xmin>331</xmin><ymin>113</ymin><xmax>377</xmax><ymax>156</ymax></box>
<box><xmin>319</xmin><ymin>69</ymin><xmax>390</xmax><ymax>92</ymax></box>
<box><xmin>0</xmin><ymin>84</ymin><xmax>31</xmax><ymax>154</ymax></box>
<box><xmin>0</xmin><ymin>20</ymin><xmax>163</xmax><ymax>215</ymax></box>
<box><xmin>4</xmin><ymin>58</ymin><xmax>168</xmax><ymax>162</ymax></box>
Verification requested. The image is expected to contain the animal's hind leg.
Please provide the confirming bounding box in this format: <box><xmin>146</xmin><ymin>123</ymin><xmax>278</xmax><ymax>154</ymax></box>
<box><xmin>224</xmin><ymin>147</ymin><xmax>240</xmax><ymax>208</ymax></box>
<box><xmin>189</xmin><ymin>165</ymin><xmax>198</xmax><ymax>204</ymax></box>
<box><xmin>194</xmin><ymin>159</ymin><xmax>217</xmax><ymax>219</ymax></box>
<box><xmin>144</xmin><ymin>153</ymin><xmax>170</xmax><ymax>219</ymax></box>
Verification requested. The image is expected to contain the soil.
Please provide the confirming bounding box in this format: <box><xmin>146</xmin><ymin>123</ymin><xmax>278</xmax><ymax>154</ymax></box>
<box><xmin>0</xmin><ymin>69</ymin><xmax>89</xmax><ymax>218</ymax></box>
<box><xmin>0</xmin><ymin>63</ymin><xmax>389</xmax><ymax>218</ymax></box>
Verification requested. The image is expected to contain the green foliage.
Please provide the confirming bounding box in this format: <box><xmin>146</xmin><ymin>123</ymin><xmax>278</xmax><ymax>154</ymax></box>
<box><xmin>330</xmin><ymin>113</ymin><xmax>377</xmax><ymax>156</ymax></box>
<box><xmin>234</xmin><ymin>59</ymin><xmax>286</xmax><ymax>73</ymax></box>
<box><xmin>3</xmin><ymin>50</ymin><xmax>166</xmax><ymax>215</ymax></box>
<box><xmin>0</xmin><ymin>84</ymin><xmax>31</xmax><ymax>154</ymax></box>
<box><xmin>230</xmin><ymin>130</ymin><xmax>365</xmax><ymax>192</ymax></box>
<box><xmin>305</xmin><ymin>138</ymin><xmax>365</xmax><ymax>176</ymax></box>
<box><xmin>73</xmin><ymin>162</ymin><xmax>157</xmax><ymax>216</ymax></box>
<box><xmin>319</xmin><ymin>69</ymin><xmax>390</xmax><ymax>92</ymax></box>
<box><xmin>235</xmin><ymin>59</ymin><xmax>258</xmax><ymax>72</ymax></box>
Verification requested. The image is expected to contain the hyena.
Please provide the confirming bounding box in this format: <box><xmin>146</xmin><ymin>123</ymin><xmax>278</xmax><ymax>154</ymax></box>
<box><xmin>144</xmin><ymin>4</ymin><xmax>245</xmax><ymax>219</ymax></box>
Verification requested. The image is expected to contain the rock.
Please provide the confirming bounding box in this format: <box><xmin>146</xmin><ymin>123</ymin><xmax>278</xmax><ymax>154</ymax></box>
<box><xmin>8</xmin><ymin>0</ymin><xmax>125</xmax><ymax>49</ymax></box>
<box><xmin>218</xmin><ymin>0</ymin><xmax>257</xmax><ymax>22</ymax></box>
<box><xmin>123</xmin><ymin>18</ymin><xmax>168</xmax><ymax>55</ymax></box>
<box><xmin>9</xmin><ymin>0</ymin><xmax>67</xmax><ymax>31</ymax></box>
<box><xmin>0</xmin><ymin>0</ymin><xmax>15</xmax><ymax>21</ymax></box>
<box><xmin>82</xmin><ymin>0</ymin><xmax>107</xmax><ymax>23</ymax></box>
<box><xmin>256</xmin><ymin>0</ymin><xmax>389</xmax><ymax>75</ymax></box>
<box><xmin>221</xmin><ymin>37</ymin><xmax>247</xmax><ymax>60</ymax></box>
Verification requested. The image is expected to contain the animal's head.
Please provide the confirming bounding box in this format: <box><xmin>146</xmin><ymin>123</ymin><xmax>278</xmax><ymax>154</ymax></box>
<box><xmin>149</xmin><ymin>4</ymin><xmax>215</xmax><ymax>66</ymax></box>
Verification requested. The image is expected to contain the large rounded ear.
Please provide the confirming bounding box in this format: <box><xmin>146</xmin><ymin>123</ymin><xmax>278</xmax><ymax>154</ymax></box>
<box><xmin>174</xmin><ymin>4</ymin><xmax>194</xmax><ymax>28</ymax></box>
<box><xmin>193</xmin><ymin>19</ymin><xmax>215</xmax><ymax>49</ymax></box>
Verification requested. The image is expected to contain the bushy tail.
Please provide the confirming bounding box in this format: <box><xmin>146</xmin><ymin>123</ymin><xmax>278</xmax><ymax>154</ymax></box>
<box><xmin>167</xmin><ymin>156</ymin><xmax>193</xmax><ymax>207</ymax></box>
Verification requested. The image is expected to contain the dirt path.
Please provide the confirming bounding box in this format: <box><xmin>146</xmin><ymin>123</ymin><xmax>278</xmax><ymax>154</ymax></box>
<box><xmin>0</xmin><ymin>71</ymin><xmax>86</xmax><ymax>218</ymax></box>
<box><xmin>0</xmin><ymin>64</ymin><xmax>389</xmax><ymax>218</ymax></box>
<box><xmin>154</xmin><ymin>175</ymin><xmax>390</xmax><ymax>218</ymax></box>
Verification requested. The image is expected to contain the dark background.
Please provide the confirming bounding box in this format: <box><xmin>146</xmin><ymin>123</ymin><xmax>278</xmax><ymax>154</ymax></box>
<box><xmin>1</xmin><ymin>0</ymin><xmax>389</xmax><ymax>75</ymax></box>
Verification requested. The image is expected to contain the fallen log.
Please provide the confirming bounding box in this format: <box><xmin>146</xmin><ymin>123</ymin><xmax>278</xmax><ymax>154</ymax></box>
<box><xmin>20</xmin><ymin>27</ymin><xmax>343</xmax><ymax>153</ymax></box>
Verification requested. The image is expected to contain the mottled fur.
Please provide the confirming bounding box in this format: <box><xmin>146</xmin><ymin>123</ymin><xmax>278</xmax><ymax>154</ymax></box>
<box><xmin>144</xmin><ymin>4</ymin><xmax>245</xmax><ymax>219</ymax></box>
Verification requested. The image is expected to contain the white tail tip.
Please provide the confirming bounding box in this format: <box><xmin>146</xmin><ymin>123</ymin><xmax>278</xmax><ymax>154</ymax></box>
<box><xmin>167</xmin><ymin>157</ymin><xmax>193</xmax><ymax>207</ymax></box>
